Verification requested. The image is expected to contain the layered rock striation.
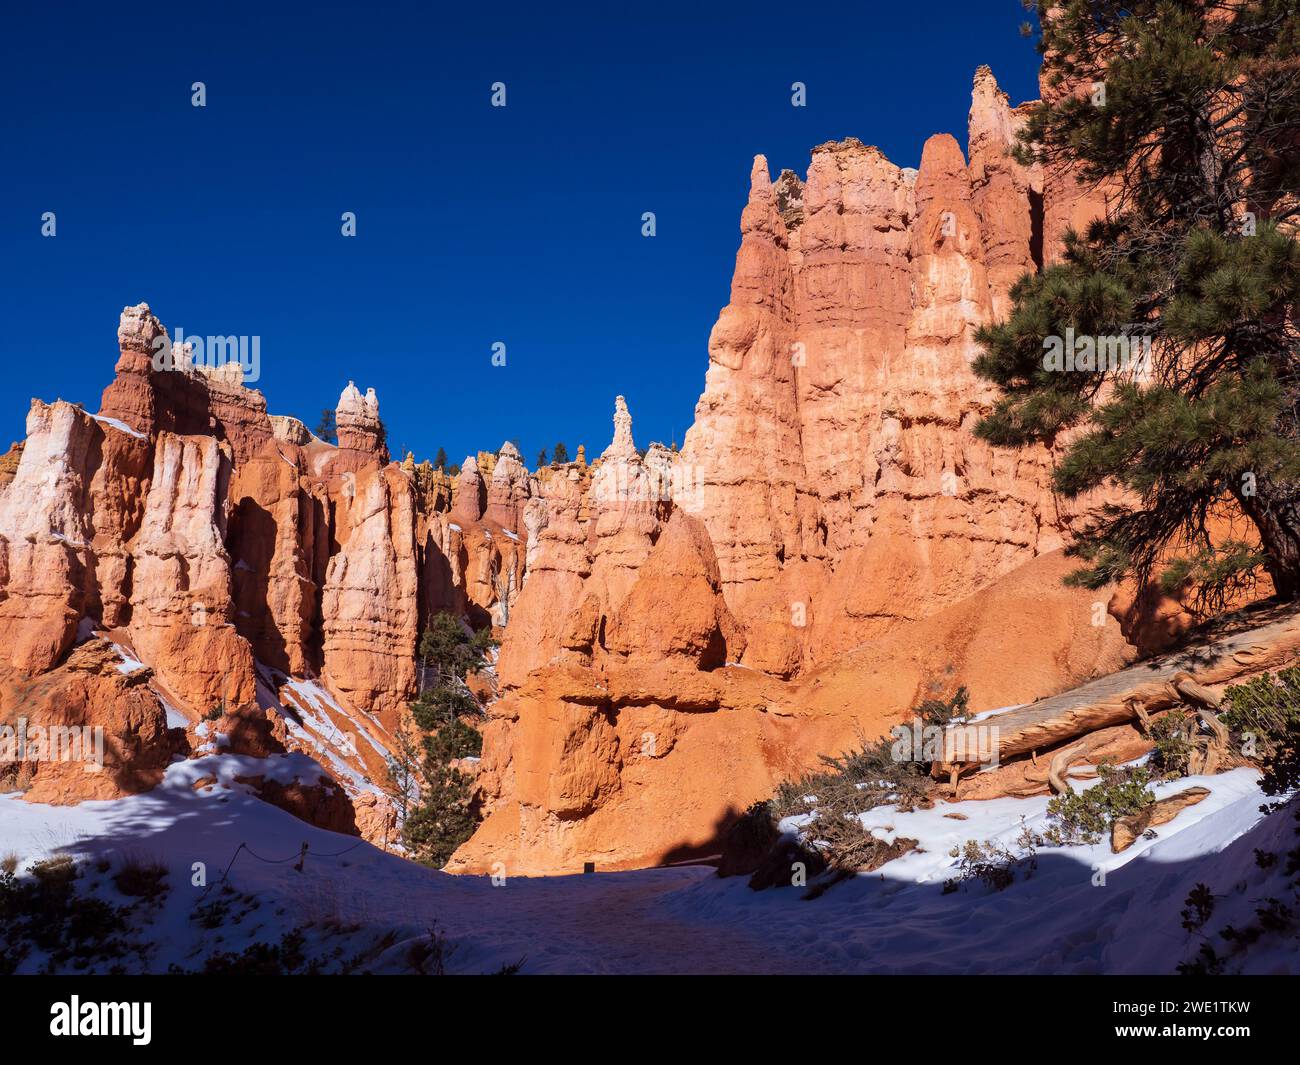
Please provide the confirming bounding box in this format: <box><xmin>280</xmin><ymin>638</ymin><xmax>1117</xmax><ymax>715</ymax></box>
<box><xmin>3</xmin><ymin>67</ymin><xmax>1139</xmax><ymax>870</ymax></box>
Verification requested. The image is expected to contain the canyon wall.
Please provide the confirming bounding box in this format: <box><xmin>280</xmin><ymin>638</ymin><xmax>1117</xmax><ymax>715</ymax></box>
<box><xmin>453</xmin><ymin>69</ymin><xmax>1133</xmax><ymax>874</ymax></box>
<box><xmin>1</xmin><ymin>67</ymin><xmax>1135</xmax><ymax>871</ymax></box>
<box><xmin>0</xmin><ymin>306</ymin><xmax>532</xmax><ymax>828</ymax></box>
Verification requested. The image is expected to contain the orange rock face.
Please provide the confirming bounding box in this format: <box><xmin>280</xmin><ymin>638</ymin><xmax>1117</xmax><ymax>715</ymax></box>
<box><xmin>0</xmin><ymin>640</ymin><xmax>179</xmax><ymax>804</ymax></box>
<box><xmin>0</xmin><ymin>67</ymin><xmax>1184</xmax><ymax>871</ymax></box>
<box><xmin>0</xmin><ymin>304</ymin><xmax>517</xmax><ymax>824</ymax></box>
<box><xmin>673</xmin><ymin>71</ymin><xmax>1102</xmax><ymax>677</ymax></box>
<box><xmin>321</xmin><ymin>464</ymin><xmax>420</xmax><ymax>718</ymax></box>
<box><xmin>453</xmin><ymin>68</ymin><xmax>1143</xmax><ymax>875</ymax></box>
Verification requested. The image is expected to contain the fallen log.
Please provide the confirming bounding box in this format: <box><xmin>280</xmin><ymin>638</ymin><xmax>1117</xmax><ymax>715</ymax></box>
<box><xmin>934</xmin><ymin>606</ymin><xmax>1300</xmax><ymax>775</ymax></box>
<box><xmin>1047</xmin><ymin>739</ymin><xmax>1090</xmax><ymax>795</ymax></box>
<box><xmin>1111</xmin><ymin>787</ymin><xmax>1211</xmax><ymax>852</ymax></box>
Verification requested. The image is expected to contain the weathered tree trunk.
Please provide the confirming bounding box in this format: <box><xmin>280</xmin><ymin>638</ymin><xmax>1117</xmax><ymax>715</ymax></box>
<box><xmin>1237</xmin><ymin>481</ymin><xmax>1300</xmax><ymax>600</ymax></box>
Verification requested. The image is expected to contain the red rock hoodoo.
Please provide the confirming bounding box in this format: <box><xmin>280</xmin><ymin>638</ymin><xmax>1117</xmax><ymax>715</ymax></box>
<box><xmin>3</xmin><ymin>67</ymin><xmax>1171</xmax><ymax>872</ymax></box>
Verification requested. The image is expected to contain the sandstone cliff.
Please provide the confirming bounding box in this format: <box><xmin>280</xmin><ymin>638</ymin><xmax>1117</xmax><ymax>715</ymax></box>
<box><xmin>2</xmin><ymin>67</ymin><xmax>1144</xmax><ymax>873</ymax></box>
<box><xmin>453</xmin><ymin>68</ymin><xmax>1129</xmax><ymax>874</ymax></box>
<box><xmin>0</xmin><ymin>305</ymin><xmax>525</xmax><ymax>838</ymax></box>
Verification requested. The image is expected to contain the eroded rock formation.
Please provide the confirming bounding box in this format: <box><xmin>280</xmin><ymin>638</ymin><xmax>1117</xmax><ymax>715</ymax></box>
<box><xmin>2</xmin><ymin>66</ymin><xmax>1164</xmax><ymax>873</ymax></box>
<box><xmin>0</xmin><ymin>306</ymin><xmax>522</xmax><ymax>835</ymax></box>
<box><xmin>452</xmin><ymin>68</ymin><xmax>1133</xmax><ymax>874</ymax></box>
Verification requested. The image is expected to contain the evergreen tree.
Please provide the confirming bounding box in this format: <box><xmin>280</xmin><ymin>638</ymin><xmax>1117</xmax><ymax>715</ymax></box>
<box><xmin>536</xmin><ymin>447</ymin><xmax>548</xmax><ymax>469</ymax></box>
<box><xmin>433</xmin><ymin>447</ymin><xmax>448</xmax><ymax>471</ymax></box>
<box><xmin>410</xmin><ymin>685</ymin><xmax>480</xmax><ymax>731</ymax></box>
<box><xmin>384</xmin><ymin>727</ymin><xmax>422</xmax><ymax>825</ymax></box>
<box><xmin>553</xmin><ymin>441</ymin><xmax>569</xmax><ymax>464</ymax></box>
<box><xmin>401</xmin><ymin>755</ymin><xmax>478</xmax><ymax>868</ymax></box>
<box><xmin>314</xmin><ymin>409</ymin><xmax>337</xmax><ymax>445</ymax></box>
<box><xmin>397</xmin><ymin>616</ymin><xmax>496</xmax><ymax>867</ymax></box>
<box><xmin>416</xmin><ymin>611</ymin><xmax>495</xmax><ymax>692</ymax></box>
<box><xmin>976</xmin><ymin>1</ymin><xmax>1300</xmax><ymax>607</ymax></box>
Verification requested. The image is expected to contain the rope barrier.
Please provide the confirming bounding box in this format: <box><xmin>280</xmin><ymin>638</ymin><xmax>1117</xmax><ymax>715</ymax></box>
<box><xmin>200</xmin><ymin>836</ymin><xmax>367</xmax><ymax>898</ymax></box>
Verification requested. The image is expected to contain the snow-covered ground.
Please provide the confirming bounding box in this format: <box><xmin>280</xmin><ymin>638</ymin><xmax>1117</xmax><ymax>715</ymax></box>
<box><xmin>0</xmin><ymin>754</ymin><xmax>1293</xmax><ymax>974</ymax></box>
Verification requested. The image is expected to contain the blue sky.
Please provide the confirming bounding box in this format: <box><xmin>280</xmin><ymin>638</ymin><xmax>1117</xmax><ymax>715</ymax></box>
<box><xmin>0</xmin><ymin>1</ymin><xmax>1041</xmax><ymax>466</ymax></box>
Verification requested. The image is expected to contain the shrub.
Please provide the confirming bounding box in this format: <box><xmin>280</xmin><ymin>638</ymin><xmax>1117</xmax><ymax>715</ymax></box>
<box><xmin>943</xmin><ymin>821</ymin><xmax>1040</xmax><ymax>894</ymax></box>
<box><xmin>0</xmin><ymin>858</ymin><xmax>139</xmax><ymax>972</ymax></box>
<box><xmin>112</xmin><ymin>855</ymin><xmax>169</xmax><ymax>901</ymax></box>
<box><xmin>772</xmin><ymin>731</ymin><xmax>934</xmax><ymax>825</ymax></box>
<box><xmin>0</xmin><ymin>765</ymin><xmax>34</xmax><ymax>794</ymax></box>
<box><xmin>917</xmin><ymin>686</ymin><xmax>971</xmax><ymax>728</ymax></box>
<box><xmin>1149</xmin><ymin>710</ymin><xmax>1196</xmax><ymax>778</ymax></box>
<box><xmin>196</xmin><ymin>930</ymin><xmax>311</xmax><ymax>975</ymax></box>
<box><xmin>1181</xmin><ymin>883</ymin><xmax>1216</xmax><ymax>932</ymax></box>
<box><xmin>1220</xmin><ymin>668</ymin><xmax>1300</xmax><ymax>796</ymax></box>
<box><xmin>1043</xmin><ymin>763</ymin><xmax>1155</xmax><ymax>846</ymax></box>
<box><xmin>767</xmin><ymin>687</ymin><xmax>972</xmax><ymax>871</ymax></box>
<box><xmin>944</xmin><ymin>840</ymin><xmax>1017</xmax><ymax>893</ymax></box>
<box><xmin>717</xmin><ymin>801</ymin><xmax>780</xmax><ymax>878</ymax></box>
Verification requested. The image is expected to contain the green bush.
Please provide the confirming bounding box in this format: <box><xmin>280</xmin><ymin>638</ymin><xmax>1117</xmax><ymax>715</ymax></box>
<box><xmin>1043</xmin><ymin>764</ymin><xmax>1155</xmax><ymax>846</ymax></box>
<box><xmin>196</xmin><ymin>930</ymin><xmax>311</xmax><ymax>975</ymax></box>
<box><xmin>772</xmin><ymin>734</ymin><xmax>933</xmax><ymax>825</ymax></box>
<box><xmin>772</xmin><ymin>687</ymin><xmax>970</xmax><ymax>826</ymax></box>
<box><xmin>917</xmin><ymin>686</ymin><xmax>971</xmax><ymax>728</ymax></box>
<box><xmin>1220</xmin><ymin>668</ymin><xmax>1300</xmax><ymax>796</ymax></box>
<box><xmin>0</xmin><ymin>858</ymin><xmax>143</xmax><ymax>973</ymax></box>
<box><xmin>1149</xmin><ymin>710</ymin><xmax>1196</xmax><ymax>779</ymax></box>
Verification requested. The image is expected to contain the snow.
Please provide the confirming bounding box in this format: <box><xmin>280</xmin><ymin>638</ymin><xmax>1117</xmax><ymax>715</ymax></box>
<box><xmin>271</xmin><ymin>674</ymin><xmax>392</xmax><ymax>796</ymax></box>
<box><xmin>0</xmin><ymin>747</ymin><xmax>1290</xmax><ymax>973</ymax></box>
<box><xmin>155</xmin><ymin>691</ymin><xmax>191</xmax><ymax>729</ymax></box>
<box><xmin>964</xmin><ymin>702</ymin><xmax>1024</xmax><ymax>724</ymax></box>
<box><xmin>90</xmin><ymin>413</ymin><xmax>147</xmax><ymax>440</ymax></box>
<box><xmin>108</xmin><ymin>643</ymin><xmax>147</xmax><ymax>675</ymax></box>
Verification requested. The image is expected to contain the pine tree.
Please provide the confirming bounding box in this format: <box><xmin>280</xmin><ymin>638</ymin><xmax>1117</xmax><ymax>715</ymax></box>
<box><xmin>314</xmin><ymin>409</ymin><xmax>337</xmax><ymax>445</ymax></box>
<box><xmin>536</xmin><ymin>447</ymin><xmax>548</xmax><ymax>469</ymax></box>
<box><xmin>410</xmin><ymin>685</ymin><xmax>479</xmax><ymax>731</ymax></box>
<box><xmin>384</xmin><ymin>726</ymin><xmax>422</xmax><ymax>825</ymax></box>
<box><xmin>416</xmin><ymin>611</ymin><xmax>495</xmax><ymax>693</ymax></box>
<box><xmin>433</xmin><ymin>447</ymin><xmax>447</xmax><ymax>471</ymax></box>
<box><xmin>553</xmin><ymin>441</ymin><xmax>569</xmax><ymax>464</ymax></box>
<box><xmin>401</xmin><ymin>755</ymin><xmax>479</xmax><ymax>867</ymax></box>
<box><xmin>398</xmin><ymin>617</ymin><xmax>494</xmax><ymax>867</ymax></box>
<box><xmin>975</xmin><ymin>1</ymin><xmax>1300</xmax><ymax>607</ymax></box>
